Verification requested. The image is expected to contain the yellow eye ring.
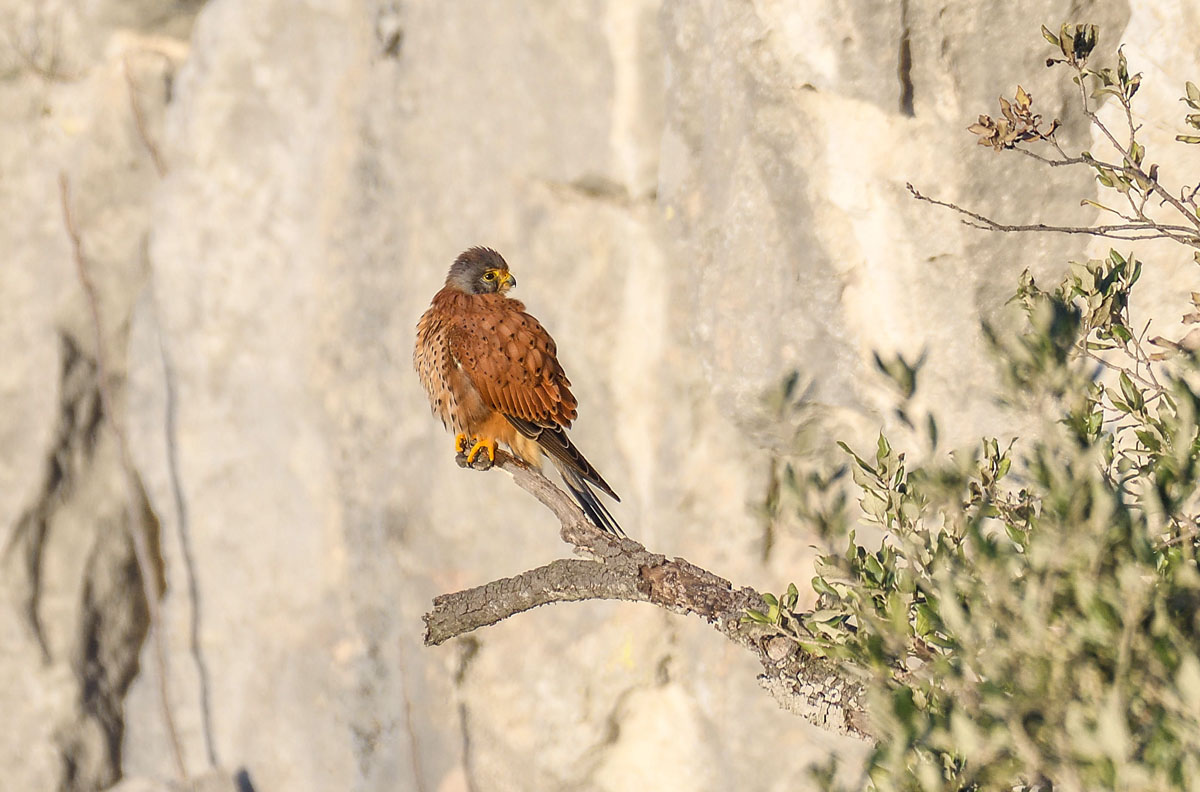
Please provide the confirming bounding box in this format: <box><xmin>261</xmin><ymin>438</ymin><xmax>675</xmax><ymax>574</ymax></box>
<box><xmin>483</xmin><ymin>271</ymin><xmax>497</xmax><ymax>281</ymax></box>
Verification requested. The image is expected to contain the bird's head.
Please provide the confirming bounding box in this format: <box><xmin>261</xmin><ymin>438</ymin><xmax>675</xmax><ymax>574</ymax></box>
<box><xmin>445</xmin><ymin>247</ymin><xmax>517</xmax><ymax>295</ymax></box>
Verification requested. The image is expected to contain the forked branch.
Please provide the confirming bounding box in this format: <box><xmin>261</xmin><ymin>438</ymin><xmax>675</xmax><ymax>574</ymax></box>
<box><xmin>422</xmin><ymin>450</ymin><xmax>872</xmax><ymax>740</ymax></box>
<box><xmin>907</xmin><ymin>183</ymin><xmax>1199</xmax><ymax>244</ymax></box>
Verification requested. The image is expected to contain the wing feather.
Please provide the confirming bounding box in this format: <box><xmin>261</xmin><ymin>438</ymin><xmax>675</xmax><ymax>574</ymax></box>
<box><xmin>507</xmin><ymin>416</ymin><xmax>619</xmax><ymax>501</ymax></box>
<box><xmin>445</xmin><ymin>293</ymin><xmax>621</xmax><ymax>533</ymax></box>
<box><xmin>447</xmin><ymin>296</ymin><xmax>578</xmax><ymax>427</ymax></box>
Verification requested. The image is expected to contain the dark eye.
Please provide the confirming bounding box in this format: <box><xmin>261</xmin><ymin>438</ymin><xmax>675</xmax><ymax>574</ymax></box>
<box><xmin>482</xmin><ymin>271</ymin><xmax>496</xmax><ymax>281</ymax></box>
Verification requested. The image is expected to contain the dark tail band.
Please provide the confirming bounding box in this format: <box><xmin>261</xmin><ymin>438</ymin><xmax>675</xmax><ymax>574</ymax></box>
<box><xmin>559</xmin><ymin>466</ymin><xmax>624</xmax><ymax>537</ymax></box>
<box><xmin>505</xmin><ymin>415</ymin><xmax>623</xmax><ymax>536</ymax></box>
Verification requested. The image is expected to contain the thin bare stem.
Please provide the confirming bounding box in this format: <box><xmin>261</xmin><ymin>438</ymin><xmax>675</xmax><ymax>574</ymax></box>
<box><xmin>1013</xmin><ymin>147</ymin><xmax>1073</xmax><ymax>167</ymax></box>
<box><xmin>1132</xmin><ymin>319</ymin><xmax>1163</xmax><ymax>390</ymax></box>
<box><xmin>1157</xmin><ymin>517</ymin><xmax>1200</xmax><ymax>549</ymax></box>
<box><xmin>906</xmin><ymin>183</ymin><xmax>1198</xmax><ymax>244</ymax></box>
<box><xmin>1079</xmin><ymin>344</ymin><xmax>1163</xmax><ymax>397</ymax></box>
<box><xmin>1072</xmin><ymin>63</ymin><xmax>1200</xmax><ymax>231</ymax></box>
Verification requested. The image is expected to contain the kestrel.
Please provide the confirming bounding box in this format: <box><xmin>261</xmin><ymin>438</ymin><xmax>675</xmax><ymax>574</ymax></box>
<box><xmin>414</xmin><ymin>247</ymin><xmax>623</xmax><ymax>536</ymax></box>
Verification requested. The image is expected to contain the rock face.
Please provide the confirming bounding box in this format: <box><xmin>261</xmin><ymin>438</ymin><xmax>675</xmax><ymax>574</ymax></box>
<box><xmin>7</xmin><ymin>0</ymin><xmax>1200</xmax><ymax>790</ymax></box>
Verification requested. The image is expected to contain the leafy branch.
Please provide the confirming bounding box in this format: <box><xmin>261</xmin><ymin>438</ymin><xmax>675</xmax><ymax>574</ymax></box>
<box><xmin>914</xmin><ymin>23</ymin><xmax>1200</xmax><ymax>249</ymax></box>
<box><xmin>771</xmin><ymin>25</ymin><xmax>1200</xmax><ymax>791</ymax></box>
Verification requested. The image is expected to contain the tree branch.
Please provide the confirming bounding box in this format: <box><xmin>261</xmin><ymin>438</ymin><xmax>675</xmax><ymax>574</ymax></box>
<box><xmin>906</xmin><ymin>183</ymin><xmax>1199</xmax><ymax>244</ymax></box>
<box><xmin>422</xmin><ymin>450</ymin><xmax>872</xmax><ymax>741</ymax></box>
<box><xmin>1068</xmin><ymin>62</ymin><xmax>1200</xmax><ymax>233</ymax></box>
<box><xmin>425</xmin><ymin>558</ymin><xmax>639</xmax><ymax>641</ymax></box>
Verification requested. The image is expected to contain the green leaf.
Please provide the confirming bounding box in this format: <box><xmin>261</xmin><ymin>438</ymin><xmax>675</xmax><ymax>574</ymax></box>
<box><xmin>812</xmin><ymin>575</ymin><xmax>839</xmax><ymax>599</ymax></box>
<box><xmin>1135</xmin><ymin>429</ymin><xmax>1161</xmax><ymax>451</ymax></box>
<box><xmin>891</xmin><ymin>686</ymin><xmax>919</xmax><ymax>734</ymax></box>
<box><xmin>864</xmin><ymin>553</ymin><xmax>886</xmax><ymax>584</ymax></box>
<box><xmin>1188</xmin><ymin>81</ymin><xmax>1200</xmax><ymax>104</ymax></box>
<box><xmin>796</xmin><ymin>641</ymin><xmax>833</xmax><ymax>657</ymax></box>
<box><xmin>837</xmin><ymin>441</ymin><xmax>875</xmax><ymax>475</ymax></box>
<box><xmin>809</xmin><ymin>620</ymin><xmax>844</xmax><ymax>640</ymax></box>
<box><xmin>914</xmin><ymin>602</ymin><xmax>938</xmax><ymax>637</ymax></box>
<box><xmin>877</xmin><ymin>433</ymin><xmax>892</xmax><ymax>465</ymax></box>
<box><xmin>924</xmin><ymin>632</ymin><xmax>956</xmax><ymax>650</ymax></box>
<box><xmin>1119</xmin><ymin>370</ymin><xmax>1144</xmax><ymax>412</ymax></box>
<box><xmin>1041</xmin><ymin>25</ymin><xmax>1060</xmax><ymax>48</ymax></box>
<box><xmin>1081</xmin><ymin>198</ymin><xmax>1118</xmax><ymax>215</ymax></box>
<box><xmin>784</xmin><ymin>582</ymin><xmax>799</xmax><ymax>610</ymax></box>
<box><xmin>985</xmin><ymin>436</ymin><xmax>999</xmax><ymax>460</ymax></box>
<box><xmin>743</xmin><ymin>609</ymin><xmax>771</xmax><ymax>624</ymax></box>
<box><xmin>1106</xmin><ymin>387</ymin><xmax>1127</xmax><ymax>413</ymax></box>
<box><xmin>849</xmin><ymin>464</ymin><xmax>875</xmax><ymax>492</ymax></box>
<box><xmin>1177</xmin><ymin>135</ymin><xmax>1200</xmax><ymax>144</ymax></box>
<box><xmin>860</xmin><ymin>489</ymin><xmax>888</xmax><ymax>522</ymax></box>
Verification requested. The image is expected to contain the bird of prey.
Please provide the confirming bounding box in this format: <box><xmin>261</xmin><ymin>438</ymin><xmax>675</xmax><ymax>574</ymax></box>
<box><xmin>414</xmin><ymin>247</ymin><xmax>623</xmax><ymax>536</ymax></box>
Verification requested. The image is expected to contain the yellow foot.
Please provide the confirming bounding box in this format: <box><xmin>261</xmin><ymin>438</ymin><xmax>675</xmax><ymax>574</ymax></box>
<box><xmin>466</xmin><ymin>438</ymin><xmax>497</xmax><ymax>466</ymax></box>
<box><xmin>454</xmin><ymin>433</ymin><xmax>469</xmax><ymax>454</ymax></box>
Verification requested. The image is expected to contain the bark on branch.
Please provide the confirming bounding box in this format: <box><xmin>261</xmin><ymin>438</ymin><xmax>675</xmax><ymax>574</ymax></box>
<box><xmin>422</xmin><ymin>450</ymin><xmax>872</xmax><ymax>740</ymax></box>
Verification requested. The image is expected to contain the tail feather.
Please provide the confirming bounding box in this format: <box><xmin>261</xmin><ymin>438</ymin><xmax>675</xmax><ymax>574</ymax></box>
<box><xmin>559</xmin><ymin>466</ymin><xmax>624</xmax><ymax>537</ymax></box>
<box><xmin>505</xmin><ymin>415</ymin><xmax>623</xmax><ymax>536</ymax></box>
<box><xmin>505</xmin><ymin>416</ymin><xmax>619</xmax><ymax>500</ymax></box>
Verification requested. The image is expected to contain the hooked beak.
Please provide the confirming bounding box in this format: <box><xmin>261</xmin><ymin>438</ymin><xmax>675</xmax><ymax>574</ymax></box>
<box><xmin>500</xmin><ymin>271</ymin><xmax>517</xmax><ymax>292</ymax></box>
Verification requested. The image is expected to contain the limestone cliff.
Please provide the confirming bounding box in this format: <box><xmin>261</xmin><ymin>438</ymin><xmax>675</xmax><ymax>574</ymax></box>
<box><xmin>6</xmin><ymin>1</ymin><xmax>1198</xmax><ymax>791</ymax></box>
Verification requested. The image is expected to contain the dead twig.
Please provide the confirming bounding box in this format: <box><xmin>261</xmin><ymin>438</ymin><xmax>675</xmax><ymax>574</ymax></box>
<box><xmin>906</xmin><ymin>183</ymin><xmax>1199</xmax><ymax>245</ymax></box>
